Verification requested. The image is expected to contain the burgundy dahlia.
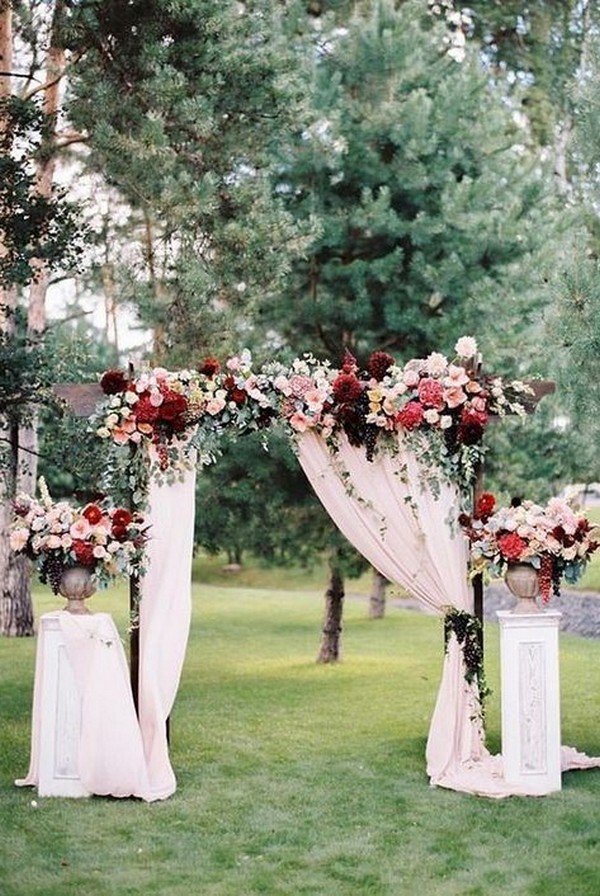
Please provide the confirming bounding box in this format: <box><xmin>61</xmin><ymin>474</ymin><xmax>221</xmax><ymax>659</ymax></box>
<box><xmin>72</xmin><ymin>540</ymin><xmax>95</xmax><ymax>566</ymax></box>
<box><xmin>332</xmin><ymin>372</ymin><xmax>363</xmax><ymax>404</ymax></box>
<box><xmin>199</xmin><ymin>356</ymin><xmax>221</xmax><ymax>377</ymax></box>
<box><xmin>457</xmin><ymin>406</ymin><xmax>488</xmax><ymax>445</ymax></box>
<box><xmin>100</xmin><ymin>369</ymin><xmax>128</xmax><ymax>395</ymax></box>
<box><xmin>135</xmin><ymin>394</ymin><xmax>160</xmax><ymax>424</ymax></box>
<box><xmin>112</xmin><ymin>508</ymin><xmax>133</xmax><ymax>528</ymax></box>
<box><xmin>111</xmin><ymin>524</ymin><xmax>129</xmax><ymax>542</ymax></box>
<box><xmin>367</xmin><ymin>351</ymin><xmax>395</xmax><ymax>381</ymax></box>
<box><xmin>158</xmin><ymin>390</ymin><xmax>188</xmax><ymax>424</ymax></box>
<box><xmin>475</xmin><ymin>492</ymin><xmax>495</xmax><ymax>521</ymax></box>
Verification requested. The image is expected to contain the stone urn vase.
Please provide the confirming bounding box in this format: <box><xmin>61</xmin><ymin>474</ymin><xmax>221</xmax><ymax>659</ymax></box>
<box><xmin>505</xmin><ymin>561</ymin><xmax>541</xmax><ymax>614</ymax></box>
<box><xmin>58</xmin><ymin>565</ymin><xmax>96</xmax><ymax>614</ymax></box>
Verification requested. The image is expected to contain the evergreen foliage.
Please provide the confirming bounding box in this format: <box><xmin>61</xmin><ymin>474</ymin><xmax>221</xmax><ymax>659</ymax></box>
<box><xmin>65</xmin><ymin>0</ymin><xmax>314</xmax><ymax>360</ymax></box>
<box><xmin>543</xmin><ymin>23</ymin><xmax>600</xmax><ymax>481</ymax></box>
<box><xmin>262</xmin><ymin>0</ymin><xmax>560</xmax><ymax>367</ymax></box>
<box><xmin>464</xmin><ymin>0</ymin><xmax>598</xmax><ymax>149</ymax></box>
<box><xmin>195</xmin><ymin>428</ymin><xmax>367</xmax><ymax>576</ymax></box>
<box><xmin>0</xmin><ymin>96</ymin><xmax>82</xmax><ymax>287</ymax></box>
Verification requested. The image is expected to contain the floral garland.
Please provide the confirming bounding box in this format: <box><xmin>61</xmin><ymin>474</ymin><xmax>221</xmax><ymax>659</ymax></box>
<box><xmin>10</xmin><ymin>479</ymin><xmax>149</xmax><ymax>593</ymax></box>
<box><xmin>460</xmin><ymin>493</ymin><xmax>600</xmax><ymax>603</ymax></box>
<box><xmin>265</xmin><ymin>336</ymin><xmax>532</xmax><ymax>496</ymax></box>
<box><xmin>91</xmin><ymin>337</ymin><xmax>533</xmax><ymax>500</ymax></box>
<box><xmin>92</xmin><ymin>353</ymin><xmax>275</xmax><ymax>476</ymax></box>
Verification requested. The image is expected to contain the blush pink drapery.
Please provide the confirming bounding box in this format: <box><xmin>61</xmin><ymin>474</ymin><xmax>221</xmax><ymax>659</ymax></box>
<box><xmin>296</xmin><ymin>430</ymin><xmax>600</xmax><ymax>797</ymax></box>
<box><xmin>16</xmin><ymin>612</ymin><xmax>153</xmax><ymax>800</ymax></box>
<box><xmin>138</xmin><ymin>459</ymin><xmax>197</xmax><ymax>800</ymax></box>
<box><xmin>17</xmin><ymin>461</ymin><xmax>196</xmax><ymax>802</ymax></box>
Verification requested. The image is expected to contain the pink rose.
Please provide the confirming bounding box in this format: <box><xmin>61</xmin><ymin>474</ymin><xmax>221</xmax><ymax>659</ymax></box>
<box><xmin>290</xmin><ymin>375</ymin><xmax>315</xmax><ymax>398</ymax></box>
<box><xmin>417</xmin><ymin>377</ymin><xmax>444</xmax><ymax>409</ymax></box>
<box><xmin>70</xmin><ymin>518</ymin><xmax>91</xmax><ymax>540</ymax></box>
<box><xmin>289</xmin><ymin>411</ymin><xmax>310</xmax><ymax>432</ymax></box>
<box><xmin>444</xmin><ymin>386</ymin><xmax>467</xmax><ymax>409</ymax></box>
<box><xmin>9</xmin><ymin>528</ymin><xmax>29</xmax><ymax>551</ymax></box>
<box><xmin>403</xmin><ymin>369</ymin><xmax>420</xmax><ymax>388</ymax></box>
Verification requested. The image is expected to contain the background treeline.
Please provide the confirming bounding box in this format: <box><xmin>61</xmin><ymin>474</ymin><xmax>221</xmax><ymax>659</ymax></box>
<box><xmin>2</xmin><ymin>0</ymin><xmax>600</xmax><ymax>636</ymax></box>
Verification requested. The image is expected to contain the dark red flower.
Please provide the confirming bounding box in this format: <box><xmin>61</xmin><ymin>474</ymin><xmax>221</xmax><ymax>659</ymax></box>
<box><xmin>475</xmin><ymin>492</ymin><xmax>495</xmax><ymax>520</ymax></box>
<box><xmin>111</xmin><ymin>524</ymin><xmax>129</xmax><ymax>542</ymax></box>
<box><xmin>71</xmin><ymin>540</ymin><xmax>95</xmax><ymax>566</ymax></box>
<box><xmin>497</xmin><ymin>532</ymin><xmax>527</xmax><ymax>562</ymax></box>
<box><xmin>226</xmin><ymin>387</ymin><xmax>247</xmax><ymax>406</ymax></box>
<box><xmin>199</xmin><ymin>356</ymin><xmax>221</xmax><ymax>377</ymax></box>
<box><xmin>367</xmin><ymin>351</ymin><xmax>395</xmax><ymax>381</ymax></box>
<box><xmin>100</xmin><ymin>369</ymin><xmax>128</xmax><ymax>395</ymax></box>
<box><xmin>397</xmin><ymin>401</ymin><xmax>425</xmax><ymax>430</ymax></box>
<box><xmin>112</xmin><ymin>508</ymin><xmax>133</xmax><ymax>528</ymax></box>
<box><xmin>333</xmin><ymin>372</ymin><xmax>363</xmax><ymax>404</ymax></box>
<box><xmin>457</xmin><ymin>406</ymin><xmax>488</xmax><ymax>445</ymax></box>
<box><xmin>82</xmin><ymin>504</ymin><xmax>103</xmax><ymax>525</ymax></box>
<box><xmin>158</xmin><ymin>390</ymin><xmax>188</xmax><ymax>423</ymax></box>
<box><xmin>135</xmin><ymin>393</ymin><xmax>160</xmax><ymax>424</ymax></box>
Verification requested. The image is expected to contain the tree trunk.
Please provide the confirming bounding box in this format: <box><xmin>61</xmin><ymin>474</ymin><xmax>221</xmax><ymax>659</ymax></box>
<box><xmin>0</xmin><ymin>412</ymin><xmax>35</xmax><ymax>636</ymax></box>
<box><xmin>0</xmin><ymin>1</ymin><xmax>68</xmax><ymax>635</ymax></box>
<box><xmin>0</xmin><ymin>6</ymin><xmax>33</xmax><ymax>635</ymax></box>
<box><xmin>368</xmin><ymin>568</ymin><xmax>388</xmax><ymax>619</ymax></box>
<box><xmin>316</xmin><ymin>555</ymin><xmax>345</xmax><ymax>664</ymax></box>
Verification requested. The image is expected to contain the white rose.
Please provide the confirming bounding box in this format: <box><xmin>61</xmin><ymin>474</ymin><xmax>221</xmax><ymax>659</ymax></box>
<box><xmin>424</xmin><ymin>409</ymin><xmax>440</xmax><ymax>425</ymax></box>
<box><xmin>455</xmin><ymin>336</ymin><xmax>478</xmax><ymax>359</ymax></box>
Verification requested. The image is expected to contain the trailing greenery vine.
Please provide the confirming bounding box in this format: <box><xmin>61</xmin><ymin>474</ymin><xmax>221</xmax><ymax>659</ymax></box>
<box><xmin>443</xmin><ymin>607</ymin><xmax>490</xmax><ymax>718</ymax></box>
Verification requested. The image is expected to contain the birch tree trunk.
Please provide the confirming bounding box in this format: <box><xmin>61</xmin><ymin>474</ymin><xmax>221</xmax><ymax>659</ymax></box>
<box><xmin>0</xmin><ymin>1</ymin><xmax>67</xmax><ymax>635</ymax></box>
<box><xmin>20</xmin><ymin>0</ymin><xmax>66</xmax><ymax>492</ymax></box>
<box><xmin>0</xmin><ymin>4</ymin><xmax>34</xmax><ymax>635</ymax></box>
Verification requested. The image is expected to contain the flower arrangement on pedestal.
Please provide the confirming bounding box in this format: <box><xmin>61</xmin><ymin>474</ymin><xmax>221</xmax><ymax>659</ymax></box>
<box><xmin>460</xmin><ymin>493</ymin><xmax>600</xmax><ymax>602</ymax></box>
<box><xmin>9</xmin><ymin>479</ymin><xmax>149</xmax><ymax>594</ymax></box>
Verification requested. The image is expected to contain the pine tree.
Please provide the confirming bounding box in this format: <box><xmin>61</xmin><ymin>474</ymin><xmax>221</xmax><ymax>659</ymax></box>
<box><xmin>262</xmin><ymin>0</ymin><xmax>561</xmax><ymax>370</ymax></box>
<box><xmin>65</xmin><ymin>0</ymin><xmax>314</xmax><ymax>363</ymax></box>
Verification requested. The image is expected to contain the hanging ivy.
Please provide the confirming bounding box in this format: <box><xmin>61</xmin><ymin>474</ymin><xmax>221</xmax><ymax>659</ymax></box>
<box><xmin>444</xmin><ymin>608</ymin><xmax>490</xmax><ymax>718</ymax></box>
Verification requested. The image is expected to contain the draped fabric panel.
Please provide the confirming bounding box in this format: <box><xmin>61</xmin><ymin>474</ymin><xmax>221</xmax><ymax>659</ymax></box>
<box><xmin>16</xmin><ymin>612</ymin><xmax>153</xmax><ymax>800</ymax></box>
<box><xmin>296</xmin><ymin>431</ymin><xmax>600</xmax><ymax>796</ymax></box>
<box><xmin>138</xmin><ymin>459</ymin><xmax>197</xmax><ymax>800</ymax></box>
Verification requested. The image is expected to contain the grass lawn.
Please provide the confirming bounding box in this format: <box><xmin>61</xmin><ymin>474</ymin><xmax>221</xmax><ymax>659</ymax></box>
<box><xmin>2</xmin><ymin>579</ymin><xmax>600</xmax><ymax>895</ymax></box>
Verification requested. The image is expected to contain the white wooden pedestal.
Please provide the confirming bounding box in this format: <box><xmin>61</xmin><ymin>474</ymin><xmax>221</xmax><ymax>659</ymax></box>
<box><xmin>37</xmin><ymin>613</ymin><xmax>90</xmax><ymax>798</ymax></box>
<box><xmin>497</xmin><ymin>610</ymin><xmax>562</xmax><ymax>795</ymax></box>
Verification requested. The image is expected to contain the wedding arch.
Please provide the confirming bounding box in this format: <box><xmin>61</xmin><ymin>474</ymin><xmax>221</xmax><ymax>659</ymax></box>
<box><xmin>38</xmin><ymin>338</ymin><xmax>600</xmax><ymax>799</ymax></box>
